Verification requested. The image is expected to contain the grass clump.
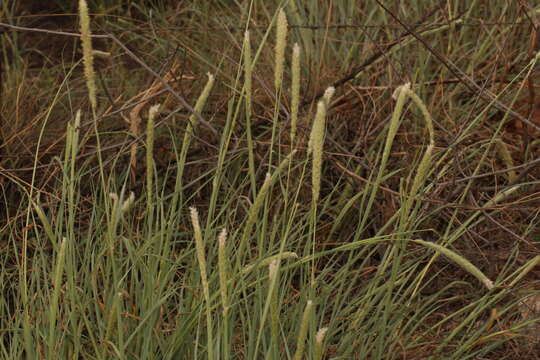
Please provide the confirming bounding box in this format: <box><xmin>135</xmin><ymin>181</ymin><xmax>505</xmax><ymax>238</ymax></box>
<box><xmin>1</xmin><ymin>1</ymin><xmax>539</xmax><ymax>359</ymax></box>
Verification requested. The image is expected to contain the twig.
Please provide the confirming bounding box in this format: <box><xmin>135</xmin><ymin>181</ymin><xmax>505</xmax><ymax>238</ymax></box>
<box><xmin>437</xmin><ymin>156</ymin><xmax>540</xmax><ymax>186</ymax></box>
<box><xmin>0</xmin><ymin>21</ymin><xmax>110</xmax><ymax>38</ymax></box>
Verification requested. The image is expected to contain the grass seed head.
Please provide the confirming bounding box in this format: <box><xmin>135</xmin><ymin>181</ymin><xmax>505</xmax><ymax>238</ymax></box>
<box><xmin>322</xmin><ymin>86</ymin><xmax>335</xmax><ymax>106</ymax></box>
<box><xmin>188</xmin><ymin>73</ymin><xmax>215</xmax><ymax>130</ymax></box>
<box><xmin>218</xmin><ymin>228</ymin><xmax>229</xmax><ymax>315</ymax></box>
<box><xmin>291</xmin><ymin>43</ymin><xmax>301</xmax><ymax>144</ymax></box>
<box><xmin>316</xmin><ymin>327</ymin><xmax>328</xmax><ymax>344</ymax></box>
<box><xmin>78</xmin><ymin>0</ymin><xmax>97</xmax><ymax>111</ymax></box>
<box><xmin>293</xmin><ymin>300</ymin><xmax>314</xmax><ymax>360</ymax></box>
<box><xmin>274</xmin><ymin>8</ymin><xmax>288</xmax><ymax>91</ymax></box>
<box><xmin>309</xmin><ymin>100</ymin><xmax>328</xmax><ymax>203</ymax></box>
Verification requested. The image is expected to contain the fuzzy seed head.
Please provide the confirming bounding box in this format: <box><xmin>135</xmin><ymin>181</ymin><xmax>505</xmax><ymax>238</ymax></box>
<box><xmin>392</xmin><ymin>82</ymin><xmax>411</xmax><ymax>100</ymax></box>
<box><xmin>268</xmin><ymin>259</ymin><xmax>279</xmax><ymax>279</ymax></box>
<box><xmin>293</xmin><ymin>42</ymin><xmax>300</xmax><ymax>57</ymax></box>
<box><xmin>217</xmin><ymin>227</ymin><xmax>229</xmax><ymax>315</ymax></box>
<box><xmin>109</xmin><ymin>193</ymin><xmax>118</xmax><ymax>203</ymax></box>
<box><xmin>218</xmin><ymin>228</ymin><xmax>227</xmax><ymax>248</ymax></box>
<box><xmin>121</xmin><ymin>192</ymin><xmax>135</xmax><ymax>213</ymax></box>
<box><xmin>146</xmin><ymin>104</ymin><xmax>160</xmax><ymax>204</ymax></box>
<box><xmin>483</xmin><ymin>278</ymin><xmax>494</xmax><ymax>290</ymax></box>
<box><xmin>148</xmin><ymin>104</ymin><xmax>160</xmax><ymax>122</ymax></box>
<box><xmin>190</xmin><ymin>207</ymin><xmax>201</xmax><ymax>236</ymax></box>
<box><xmin>146</xmin><ymin>104</ymin><xmax>160</xmax><ymax>149</ymax></box>
<box><xmin>74</xmin><ymin>109</ymin><xmax>81</xmax><ymax>129</ymax></box>
<box><xmin>274</xmin><ymin>8</ymin><xmax>288</xmax><ymax>90</ymax></box>
<box><xmin>290</xmin><ymin>43</ymin><xmax>301</xmax><ymax>143</ymax></box>
<box><xmin>188</xmin><ymin>73</ymin><xmax>215</xmax><ymax>130</ymax></box>
<box><xmin>79</xmin><ymin>0</ymin><xmax>97</xmax><ymax>110</ymax></box>
<box><xmin>309</xmin><ymin>100</ymin><xmax>327</xmax><ymax>203</ymax></box>
<box><xmin>316</xmin><ymin>327</ymin><xmax>328</xmax><ymax>344</ymax></box>
<box><xmin>323</xmin><ymin>86</ymin><xmax>335</xmax><ymax>105</ymax></box>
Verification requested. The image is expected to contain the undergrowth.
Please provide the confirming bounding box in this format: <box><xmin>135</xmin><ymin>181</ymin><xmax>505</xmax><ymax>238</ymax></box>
<box><xmin>1</xmin><ymin>0</ymin><xmax>539</xmax><ymax>359</ymax></box>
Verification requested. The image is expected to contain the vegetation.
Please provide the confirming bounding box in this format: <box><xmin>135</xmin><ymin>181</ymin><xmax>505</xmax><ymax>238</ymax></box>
<box><xmin>1</xmin><ymin>0</ymin><xmax>539</xmax><ymax>358</ymax></box>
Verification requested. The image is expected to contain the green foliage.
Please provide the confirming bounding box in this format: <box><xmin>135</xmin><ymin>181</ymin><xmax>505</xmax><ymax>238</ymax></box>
<box><xmin>1</xmin><ymin>1</ymin><xmax>539</xmax><ymax>359</ymax></box>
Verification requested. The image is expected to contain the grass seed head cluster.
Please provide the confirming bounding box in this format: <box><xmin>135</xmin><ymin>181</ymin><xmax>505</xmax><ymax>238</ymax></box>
<box><xmin>2</xmin><ymin>1</ymin><xmax>539</xmax><ymax>359</ymax></box>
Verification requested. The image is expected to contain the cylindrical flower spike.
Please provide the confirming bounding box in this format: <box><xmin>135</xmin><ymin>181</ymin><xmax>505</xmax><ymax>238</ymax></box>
<box><xmin>79</xmin><ymin>0</ymin><xmax>97</xmax><ymax>111</ymax></box>
<box><xmin>290</xmin><ymin>43</ymin><xmax>301</xmax><ymax>144</ymax></box>
<box><xmin>274</xmin><ymin>8</ymin><xmax>288</xmax><ymax>91</ymax></box>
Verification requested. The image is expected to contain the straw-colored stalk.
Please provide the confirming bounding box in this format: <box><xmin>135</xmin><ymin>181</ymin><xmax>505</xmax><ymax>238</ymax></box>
<box><xmin>78</xmin><ymin>0</ymin><xmax>97</xmax><ymax>111</ymax></box>
<box><xmin>146</xmin><ymin>104</ymin><xmax>160</xmax><ymax>209</ymax></box>
<box><xmin>290</xmin><ymin>43</ymin><xmax>301</xmax><ymax>144</ymax></box>
<box><xmin>293</xmin><ymin>300</ymin><xmax>314</xmax><ymax>360</ymax></box>
<box><xmin>218</xmin><ymin>228</ymin><xmax>229</xmax><ymax>316</ymax></box>
<box><xmin>190</xmin><ymin>207</ymin><xmax>214</xmax><ymax>360</ymax></box>
<box><xmin>274</xmin><ymin>8</ymin><xmax>288</xmax><ymax>91</ymax></box>
<box><xmin>314</xmin><ymin>327</ymin><xmax>328</xmax><ymax>360</ymax></box>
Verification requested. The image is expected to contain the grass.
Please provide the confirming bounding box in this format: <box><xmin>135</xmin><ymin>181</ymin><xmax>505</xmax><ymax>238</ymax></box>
<box><xmin>1</xmin><ymin>0</ymin><xmax>540</xmax><ymax>359</ymax></box>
